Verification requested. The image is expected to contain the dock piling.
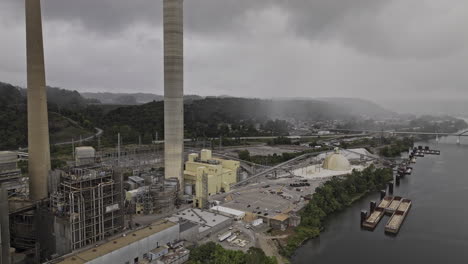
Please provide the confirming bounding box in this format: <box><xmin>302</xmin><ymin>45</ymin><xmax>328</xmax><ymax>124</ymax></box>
<box><xmin>388</xmin><ymin>182</ymin><xmax>394</xmax><ymax>195</ymax></box>
<box><xmin>370</xmin><ymin>201</ymin><xmax>376</xmax><ymax>213</ymax></box>
<box><xmin>360</xmin><ymin>210</ymin><xmax>368</xmax><ymax>226</ymax></box>
<box><xmin>380</xmin><ymin>190</ymin><xmax>386</xmax><ymax>200</ymax></box>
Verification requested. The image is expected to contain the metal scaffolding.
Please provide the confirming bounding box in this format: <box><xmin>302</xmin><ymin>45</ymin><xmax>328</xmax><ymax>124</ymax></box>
<box><xmin>150</xmin><ymin>178</ymin><xmax>178</xmax><ymax>214</ymax></box>
<box><xmin>135</xmin><ymin>187</ymin><xmax>154</xmax><ymax>215</ymax></box>
<box><xmin>50</xmin><ymin>167</ymin><xmax>124</xmax><ymax>251</ymax></box>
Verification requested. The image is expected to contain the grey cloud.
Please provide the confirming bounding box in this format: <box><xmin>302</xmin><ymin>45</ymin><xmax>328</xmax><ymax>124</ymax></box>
<box><xmin>0</xmin><ymin>0</ymin><xmax>467</xmax><ymax>104</ymax></box>
<box><xmin>4</xmin><ymin>0</ymin><xmax>272</xmax><ymax>36</ymax></box>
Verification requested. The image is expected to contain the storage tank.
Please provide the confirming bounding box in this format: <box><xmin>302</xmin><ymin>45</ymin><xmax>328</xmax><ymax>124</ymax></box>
<box><xmin>75</xmin><ymin>146</ymin><xmax>96</xmax><ymax>166</ymax></box>
<box><xmin>239</xmin><ymin>172</ymin><xmax>248</xmax><ymax>182</ymax></box>
<box><xmin>188</xmin><ymin>153</ymin><xmax>198</xmax><ymax>162</ymax></box>
<box><xmin>200</xmin><ymin>149</ymin><xmax>212</xmax><ymax>162</ymax></box>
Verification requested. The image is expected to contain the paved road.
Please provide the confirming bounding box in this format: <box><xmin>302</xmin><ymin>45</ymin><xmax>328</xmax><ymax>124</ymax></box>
<box><xmin>54</xmin><ymin>127</ymin><xmax>103</xmax><ymax>146</ymax></box>
<box><xmin>18</xmin><ymin>127</ymin><xmax>103</xmax><ymax>151</ymax></box>
<box><xmin>332</xmin><ymin>128</ymin><xmax>468</xmax><ymax>136</ymax></box>
<box><xmin>151</xmin><ymin>133</ymin><xmax>369</xmax><ymax>145</ymax></box>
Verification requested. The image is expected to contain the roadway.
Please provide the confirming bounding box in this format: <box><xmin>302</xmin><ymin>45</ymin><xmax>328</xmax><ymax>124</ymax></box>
<box><xmin>18</xmin><ymin>127</ymin><xmax>103</xmax><ymax>152</ymax></box>
<box><xmin>151</xmin><ymin>133</ymin><xmax>369</xmax><ymax>145</ymax></box>
<box><xmin>331</xmin><ymin>128</ymin><xmax>468</xmax><ymax>137</ymax></box>
<box><xmin>54</xmin><ymin>127</ymin><xmax>103</xmax><ymax>146</ymax></box>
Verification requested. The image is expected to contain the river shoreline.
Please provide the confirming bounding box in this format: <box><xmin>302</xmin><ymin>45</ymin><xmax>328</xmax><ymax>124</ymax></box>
<box><xmin>292</xmin><ymin>139</ymin><xmax>468</xmax><ymax>263</ymax></box>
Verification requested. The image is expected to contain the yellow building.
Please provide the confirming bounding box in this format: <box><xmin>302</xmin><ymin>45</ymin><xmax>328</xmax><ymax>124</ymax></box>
<box><xmin>184</xmin><ymin>149</ymin><xmax>240</xmax><ymax>208</ymax></box>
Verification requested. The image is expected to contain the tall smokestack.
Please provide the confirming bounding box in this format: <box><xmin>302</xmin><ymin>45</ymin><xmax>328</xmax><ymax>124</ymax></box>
<box><xmin>163</xmin><ymin>0</ymin><xmax>184</xmax><ymax>190</ymax></box>
<box><xmin>26</xmin><ymin>0</ymin><xmax>51</xmax><ymax>201</ymax></box>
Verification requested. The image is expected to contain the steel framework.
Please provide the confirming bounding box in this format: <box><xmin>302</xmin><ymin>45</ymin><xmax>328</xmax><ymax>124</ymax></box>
<box><xmin>50</xmin><ymin>167</ymin><xmax>124</xmax><ymax>251</ymax></box>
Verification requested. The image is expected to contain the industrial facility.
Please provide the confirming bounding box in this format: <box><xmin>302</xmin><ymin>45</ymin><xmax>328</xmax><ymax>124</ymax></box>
<box><xmin>125</xmin><ymin>171</ymin><xmax>179</xmax><ymax>216</ymax></box>
<box><xmin>50</xmin><ymin>220</ymin><xmax>183</xmax><ymax>264</ymax></box>
<box><xmin>0</xmin><ymin>1</ymin><xmax>382</xmax><ymax>263</ymax></box>
<box><xmin>208</xmin><ymin>147</ymin><xmax>375</xmax><ymax>231</ymax></box>
<box><xmin>49</xmin><ymin>166</ymin><xmax>125</xmax><ymax>255</ymax></box>
<box><xmin>184</xmin><ymin>149</ymin><xmax>240</xmax><ymax>209</ymax></box>
<box><xmin>0</xmin><ymin>0</ymin><xmax>190</xmax><ymax>263</ymax></box>
<box><xmin>0</xmin><ymin>151</ymin><xmax>23</xmax><ymax>192</ymax></box>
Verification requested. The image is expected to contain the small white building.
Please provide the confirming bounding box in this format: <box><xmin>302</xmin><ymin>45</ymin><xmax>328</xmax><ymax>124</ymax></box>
<box><xmin>75</xmin><ymin>146</ymin><xmax>96</xmax><ymax>166</ymax></box>
<box><xmin>318</xmin><ymin>131</ymin><xmax>331</xmax><ymax>136</ymax></box>
<box><xmin>252</xmin><ymin>218</ymin><xmax>263</xmax><ymax>227</ymax></box>
<box><xmin>210</xmin><ymin>206</ymin><xmax>246</xmax><ymax>220</ymax></box>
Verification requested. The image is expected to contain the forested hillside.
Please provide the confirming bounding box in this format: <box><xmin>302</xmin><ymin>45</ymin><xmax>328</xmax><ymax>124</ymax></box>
<box><xmin>0</xmin><ymin>82</ymin><xmax>95</xmax><ymax>150</ymax></box>
<box><xmin>0</xmin><ymin>81</ymin><xmax>398</xmax><ymax>149</ymax></box>
<box><xmin>82</xmin><ymin>92</ymin><xmax>203</xmax><ymax>105</ymax></box>
<box><xmin>98</xmin><ymin>97</ymin><xmax>368</xmax><ymax>145</ymax></box>
<box><xmin>0</xmin><ymin>83</ymin><xmax>27</xmax><ymax>149</ymax></box>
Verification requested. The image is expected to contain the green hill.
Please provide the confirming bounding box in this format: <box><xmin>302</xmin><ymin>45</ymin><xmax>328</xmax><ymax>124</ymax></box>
<box><xmin>0</xmin><ymin>82</ymin><xmax>95</xmax><ymax>150</ymax></box>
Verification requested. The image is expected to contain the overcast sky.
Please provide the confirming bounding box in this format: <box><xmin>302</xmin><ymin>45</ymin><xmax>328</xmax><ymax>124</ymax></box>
<box><xmin>1</xmin><ymin>0</ymin><xmax>467</xmax><ymax>102</ymax></box>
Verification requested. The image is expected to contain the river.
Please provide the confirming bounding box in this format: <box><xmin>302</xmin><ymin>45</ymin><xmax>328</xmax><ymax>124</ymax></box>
<box><xmin>292</xmin><ymin>137</ymin><xmax>468</xmax><ymax>264</ymax></box>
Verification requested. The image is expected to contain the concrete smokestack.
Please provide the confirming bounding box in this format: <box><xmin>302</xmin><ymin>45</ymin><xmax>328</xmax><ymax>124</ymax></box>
<box><xmin>163</xmin><ymin>0</ymin><xmax>184</xmax><ymax>190</ymax></box>
<box><xmin>26</xmin><ymin>0</ymin><xmax>51</xmax><ymax>201</ymax></box>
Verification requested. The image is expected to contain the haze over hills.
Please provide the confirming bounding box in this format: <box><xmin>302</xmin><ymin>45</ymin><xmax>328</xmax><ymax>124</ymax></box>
<box><xmin>1</xmin><ymin>80</ymin><xmax>401</xmax><ymax>148</ymax></box>
<box><xmin>82</xmin><ymin>92</ymin><xmax>203</xmax><ymax>105</ymax></box>
<box><xmin>379</xmin><ymin>99</ymin><xmax>468</xmax><ymax>117</ymax></box>
<box><xmin>82</xmin><ymin>92</ymin><xmax>395</xmax><ymax>118</ymax></box>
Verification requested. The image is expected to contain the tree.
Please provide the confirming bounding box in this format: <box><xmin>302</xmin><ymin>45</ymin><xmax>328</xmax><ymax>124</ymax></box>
<box><xmin>238</xmin><ymin>150</ymin><xmax>251</xmax><ymax>161</ymax></box>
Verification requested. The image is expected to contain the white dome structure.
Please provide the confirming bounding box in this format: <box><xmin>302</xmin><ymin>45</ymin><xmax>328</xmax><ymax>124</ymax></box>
<box><xmin>322</xmin><ymin>148</ymin><xmax>351</xmax><ymax>171</ymax></box>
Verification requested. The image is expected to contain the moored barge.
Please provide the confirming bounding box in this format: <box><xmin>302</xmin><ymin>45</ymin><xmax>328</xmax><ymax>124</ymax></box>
<box><xmin>384</xmin><ymin>198</ymin><xmax>412</xmax><ymax>234</ymax></box>
<box><xmin>362</xmin><ymin>207</ymin><xmax>385</xmax><ymax>230</ymax></box>
<box><xmin>385</xmin><ymin>196</ymin><xmax>402</xmax><ymax>215</ymax></box>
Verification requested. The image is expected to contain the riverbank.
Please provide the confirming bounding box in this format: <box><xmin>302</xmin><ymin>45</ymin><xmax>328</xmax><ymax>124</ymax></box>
<box><xmin>265</xmin><ymin>165</ymin><xmax>393</xmax><ymax>258</ymax></box>
<box><xmin>292</xmin><ymin>140</ymin><xmax>468</xmax><ymax>263</ymax></box>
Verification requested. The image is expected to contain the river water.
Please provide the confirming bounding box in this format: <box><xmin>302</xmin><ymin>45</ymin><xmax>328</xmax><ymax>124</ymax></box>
<box><xmin>292</xmin><ymin>137</ymin><xmax>468</xmax><ymax>264</ymax></box>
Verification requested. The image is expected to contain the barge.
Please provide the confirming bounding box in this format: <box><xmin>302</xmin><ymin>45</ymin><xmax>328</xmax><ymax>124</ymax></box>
<box><xmin>362</xmin><ymin>207</ymin><xmax>385</xmax><ymax>230</ymax></box>
<box><xmin>378</xmin><ymin>196</ymin><xmax>393</xmax><ymax>209</ymax></box>
<box><xmin>385</xmin><ymin>196</ymin><xmax>402</xmax><ymax>215</ymax></box>
<box><xmin>384</xmin><ymin>198</ymin><xmax>412</xmax><ymax>235</ymax></box>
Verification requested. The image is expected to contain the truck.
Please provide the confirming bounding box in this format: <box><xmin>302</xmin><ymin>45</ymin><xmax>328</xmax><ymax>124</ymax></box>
<box><xmin>218</xmin><ymin>231</ymin><xmax>232</xmax><ymax>242</ymax></box>
<box><xmin>227</xmin><ymin>235</ymin><xmax>237</xmax><ymax>243</ymax></box>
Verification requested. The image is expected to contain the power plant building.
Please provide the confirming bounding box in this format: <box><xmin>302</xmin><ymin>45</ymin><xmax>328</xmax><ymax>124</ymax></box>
<box><xmin>0</xmin><ymin>151</ymin><xmax>21</xmax><ymax>181</ymax></box>
<box><xmin>51</xmin><ymin>220</ymin><xmax>180</xmax><ymax>264</ymax></box>
<box><xmin>49</xmin><ymin>166</ymin><xmax>124</xmax><ymax>255</ymax></box>
<box><xmin>75</xmin><ymin>147</ymin><xmax>96</xmax><ymax>167</ymax></box>
<box><xmin>183</xmin><ymin>150</ymin><xmax>239</xmax><ymax>208</ymax></box>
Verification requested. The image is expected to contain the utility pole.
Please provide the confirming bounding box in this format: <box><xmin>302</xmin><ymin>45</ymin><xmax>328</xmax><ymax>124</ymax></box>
<box><xmin>71</xmin><ymin>138</ymin><xmax>75</xmax><ymax>159</ymax></box>
<box><xmin>117</xmin><ymin>133</ymin><xmax>121</xmax><ymax>166</ymax></box>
